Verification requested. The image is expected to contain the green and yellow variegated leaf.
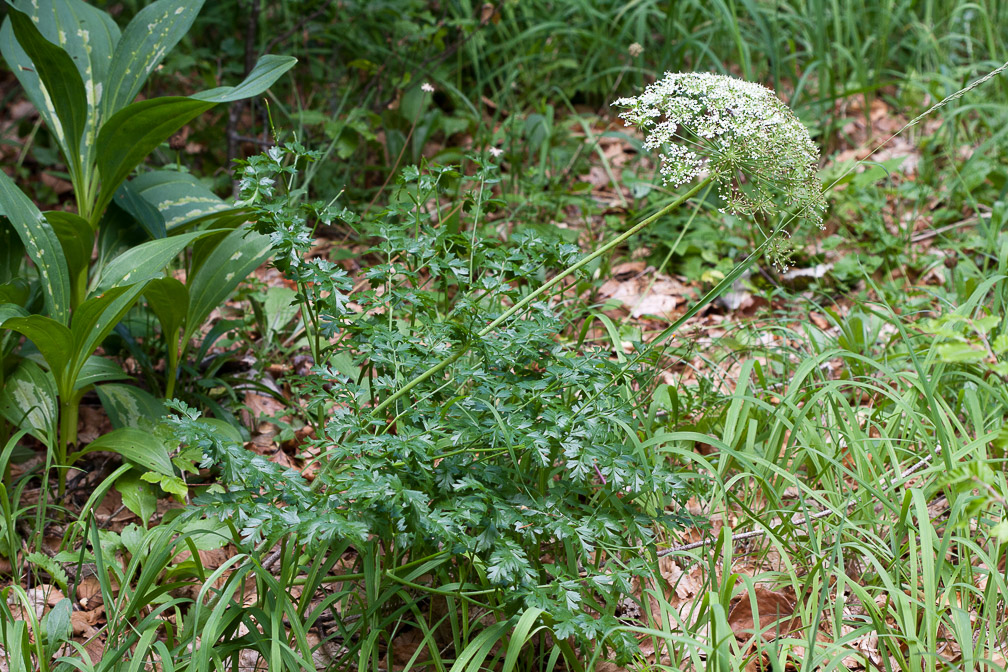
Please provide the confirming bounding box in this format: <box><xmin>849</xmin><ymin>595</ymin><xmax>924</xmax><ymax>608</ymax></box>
<box><xmin>70</xmin><ymin>282</ymin><xmax>150</xmax><ymax>388</ymax></box>
<box><xmin>93</xmin><ymin>97</ymin><xmax>216</xmax><ymax>222</ymax></box>
<box><xmin>0</xmin><ymin>0</ymin><xmax>119</xmax><ymax>181</ymax></box>
<box><xmin>130</xmin><ymin>171</ymin><xmax>245</xmax><ymax>232</ymax></box>
<box><xmin>93</xmin><ymin>229</ymin><xmax>209</xmax><ymax>293</ymax></box>
<box><xmin>96</xmin><ymin>383</ymin><xmax>167</xmax><ymax>430</ymax></box>
<box><xmin>0</xmin><ymin>171</ymin><xmax>70</xmax><ymax>324</ymax></box>
<box><xmin>0</xmin><ymin>360</ymin><xmax>58</xmax><ymax>444</ymax></box>
<box><xmin>4</xmin><ymin>9</ymin><xmax>88</xmax><ymax>179</ymax></box>
<box><xmin>101</xmin><ymin>0</ymin><xmax>205</xmax><ymax>117</ymax></box>
<box><xmin>184</xmin><ymin>226</ymin><xmax>272</xmax><ymax>343</ymax></box>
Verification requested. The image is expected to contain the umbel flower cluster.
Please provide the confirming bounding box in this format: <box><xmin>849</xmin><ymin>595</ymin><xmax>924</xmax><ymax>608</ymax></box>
<box><xmin>615</xmin><ymin>72</ymin><xmax>825</xmax><ymax>226</ymax></box>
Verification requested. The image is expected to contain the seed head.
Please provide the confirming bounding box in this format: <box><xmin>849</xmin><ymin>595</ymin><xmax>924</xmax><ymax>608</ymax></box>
<box><xmin>615</xmin><ymin>72</ymin><xmax>825</xmax><ymax>227</ymax></box>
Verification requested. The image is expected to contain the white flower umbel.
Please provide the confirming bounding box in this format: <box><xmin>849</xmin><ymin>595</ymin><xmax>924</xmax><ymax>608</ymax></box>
<box><xmin>372</xmin><ymin>76</ymin><xmax>825</xmax><ymax>418</ymax></box>
<box><xmin>615</xmin><ymin>72</ymin><xmax>825</xmax><ymax>226</ymax></box>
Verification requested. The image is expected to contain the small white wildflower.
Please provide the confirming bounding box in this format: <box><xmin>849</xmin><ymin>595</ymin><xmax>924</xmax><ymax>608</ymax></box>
<box><xmin>421</xmin><ymin>82</ymin><xmax>435</xmax><ymax>93</ymax></box>
<box><xmin>615</xmin><ymin>72</ymin><xmax>825</xmax><ymax>229</ymax></box>
<box><xmin>628</xmin><ymin>42</ymin><xmax>643</xmax><ymax>57</ymax></box>
<box><xmin>488</xmin><ymin>146</ymin><xmax>503</xmax><ymax>158</ymax></box>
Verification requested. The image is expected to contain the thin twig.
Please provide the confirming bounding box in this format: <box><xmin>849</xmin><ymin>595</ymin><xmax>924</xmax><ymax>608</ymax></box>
<box><xmin>657</xmin><ymin>444</ymin><xmax>942</xmax><ymax>556</ymax></box>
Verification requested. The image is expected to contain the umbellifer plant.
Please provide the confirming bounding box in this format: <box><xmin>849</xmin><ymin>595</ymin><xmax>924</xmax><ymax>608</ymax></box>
<box><xmin>175</xmin><ymin>73</ymin><xmax>825</xmax><ymax>665</ymax></box>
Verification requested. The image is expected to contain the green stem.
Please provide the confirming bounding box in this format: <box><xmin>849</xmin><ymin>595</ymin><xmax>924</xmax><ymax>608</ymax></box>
<box><xmin>57</xmin><ymin>396</ymin><xmax>79</xmax><ymax>498</ymax></box>
<box><xmin>369</xmin><ymin>177</ymin><xmax>712</xmax><ymax>419</ymax></box>
<box><xmin>164</xmin><ymin>328</ymin><xmax>181</xmax><ymax>400</ymax></box>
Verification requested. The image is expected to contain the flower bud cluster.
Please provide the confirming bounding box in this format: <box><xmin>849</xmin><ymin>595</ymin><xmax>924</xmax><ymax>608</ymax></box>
<box><xmin>615</xmin><ymin>72</ymin><xmax>825</xmax><ymax>226</ymax></box>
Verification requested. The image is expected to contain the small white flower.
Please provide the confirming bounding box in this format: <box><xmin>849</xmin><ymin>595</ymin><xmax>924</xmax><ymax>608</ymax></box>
<box><xmin>628</xmin><ymin>42</ymin><xmax>643</xmax><ymax>57</ymax></box>
<box><xmin>421</xmin><ymin>82</ymin><xmax>435</xmax><ymax>93</ymax></box>
<box><xmin>488</xmin><ymin>146</ymin><xmax>503</xmax><ymax>158</ymax></box>
<box><xmin>615</xmin><ymin>72</ymin><xmax>825</xmax><ymax>228</ymax></box>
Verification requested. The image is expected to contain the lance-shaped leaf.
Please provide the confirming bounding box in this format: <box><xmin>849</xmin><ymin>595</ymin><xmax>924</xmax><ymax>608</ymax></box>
<box><xmin>73</xmin><ymin>427</ymin><xmax>174</xmax><ymax>477</ymax></box>
<box><xmin>70</xmin><ymin>282</ymin><xmax>150</xmax><ymax>387</ymax></box>
<box><xmin>0</xmin><ymin>315</ymin><xmax>74</xmax><ymax>392</ymax></box>
<box><xmin>101</xmin><ymin>0</ymin><xmax>206</xmax><ymax>117</ymax></box>
<box><xmin>191</xmin><ymin>54</ymin><xmax>297</xmax><ymax>103</ymax></box>
<box><xmin>183</xmin><ymin>227</ymin><xmax>272</xmax><ymax>344</ymax></box>
<box><xmin>93</xmin><ymin>229</ymin><xmax>210</xmax><ymax>293</ymax></box>
<box><xmin>5</xmin><ymin>8</ymin><xmax>88</xmax><ymax>172</ymax></box>
<box><xmin>0</xmin><ymin>171</ymin><xmax>70</xmax><ymax>323</ymax></box>
<box><xmin>0</xmin><ymin>0</ymin><xmax>119</xmax><ymax>186</ymax></box>
<box><xmin>93</xmin><ymin>54</ymin><xmax>295</xmax><ymax>223</ymax></box>
<box><xmin>96</xmin><ymin>383</ymin><xmax>167</xmax><ymax>430</ymax></box>
<box><xmin>75</xmin><ymin>355</ymin><xmax>129</xmax><ymax>391</ymax></box>
<box><xmin>46</xmin><ymin>211</ymin><xmax>93</xmax><ymax>306</ymax></box>
<box><xmin>130</xmin><ymin>171</ymin><xmax>245</xmax><ymax>233</ymax></box>
<box><xmin>93</xmin><ymin>97</ymin><xmax>216</xmax><ymax>221</ymax></box>
<box><xmin>0</xmin><ymin>360</ymin><xmax>58</xmax><ymax>444</ymax></box>
<box><xmin>45</xmin><ymin>213</ymin><xmax>92</xmax><ymax>285</ymax></box>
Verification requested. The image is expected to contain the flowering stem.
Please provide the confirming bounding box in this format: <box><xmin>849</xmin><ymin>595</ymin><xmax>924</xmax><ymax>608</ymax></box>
<box><xmin>370</xmin><ymin>176</ymin><xmax>713</xmax><ymax>419</ymax></box>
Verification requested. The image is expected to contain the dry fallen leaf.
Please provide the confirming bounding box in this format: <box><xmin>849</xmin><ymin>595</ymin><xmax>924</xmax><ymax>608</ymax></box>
<box><xmin>728</xmin><ymin>586</ymin><xmax>799</xmax><ymax>641</ymax></box>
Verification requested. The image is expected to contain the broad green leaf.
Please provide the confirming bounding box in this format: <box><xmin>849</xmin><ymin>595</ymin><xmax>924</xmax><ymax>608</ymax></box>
<box><xmin>93</xmin><ymin>229</ymin><xmax>208</xmax><ymax>293</ymax></box>
<box><xmin>75</xmin><ymin>355</ymin><xmax>129</xmax><ymax>391</ymax></box>
<box><xmin>114</xmin><ymin>469</ymin><xmax>157</xmax><ymax>522</ymax></box>
<box><xmin>0</xmin><ymin>171</ymin><xmax>70</xmax><ymax>323</ymax></box>
<box><xmin>192</xmin><ymin>54</ymin><xmax>297</xmax><ymax>103</ymax></box>
<box><xmin>184</xmin><ymin>226</ymin><xmax>272</xmax><ymax>342</ymax></box>
<box><xmin>130</xmin><ymin>170</ymin><xmax>245</xmax><ymax>232</ymax></box>
<box><xmin>262</xmin><ymin>286</ymin><xmax>298</xmax><ymax>341</ymax></box>
<box><xmin>70</xmin><ymin>283</ymin><xmax>150</xmax><ymax>384</ymax></box>
<box><xmin>144</xmin><ymin>277</ymin><xmax>189</xmax><ymax>344</ymax></box>
<box><xmin>102</xmin><ymin>0</ymin><xmax>205</xmax><ymax>117</ymax></box>
<box><xmin>40</xmin><ymin>598</ymin><xmax>72</xmax><ymax>659</ymax></box>
<box><xmin>5</xmin><ymin>8</ymin><xmax>88</xmax><ymax>171</ymax></box>
<box><xmin>936</xmin><ymin>342</ymin><xmax>986</xmax><ymax>363</ymax></box>
<box><xmin>113</xmin><ymin>180</ymin><xmax>166</xmax><ymax>239</ymax></box>
<box><xmin>198</xmin><ymin>418</ymin><xmax>245</xmax><ymax>445</ymax></box>
<box><xmin>96</xmin><ymin>383</ymin><xmax>167</xmax><ymax>430</ymax></box>
<box><xmin>76</xmin><ymin>427</ymin><xmax>173</xmax><ymax>477</ymax></box>
<box><xmin>0</xmin><ymin>359</ymin><xmax>58</xmax><ymax>443</ymax></box>
<box><xmin>0</xmin><ymin>315</ymin><xmax>73</xmax><ymax>389</ymax></box>
<box><xmin>142</xmin><ymin>471</ymin><xmax>187</xmax><ymax>499</ymax></box>
<box><xmin>93</xmin><ymin>97</ymin><xmax>215</xmax><ymax>220</ymax></box>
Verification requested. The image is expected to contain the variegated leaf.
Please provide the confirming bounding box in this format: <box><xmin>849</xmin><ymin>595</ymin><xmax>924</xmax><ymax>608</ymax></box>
<box><xmin>0</xmin><ymin>0</ymin><xmax>119</xmax><ymax>185</ymax></box>
<box><xmin>101</xmin><ymin>0</ymin><xmax>205</xmax><ymax>117</ymax></box>
<box><xmin>130</xmin><ymin>171</ymin><xmax>245</xmax><ymax>232</ymax></box>
<box><xmin>92</xmin><ymin>96</ymin><xmax>216</xmax><ymax>222</ymax></box>
<box><xmin>5</xmin><ymin>9</ymin><xmax>88</xmax><ymax>180</ymax></box>
<box><xmin>184</xmin><ymin>226</ymin><xmax>272</xmax><ymax>344</ymax></box>
<box><xmin>0</xmin><ymin>171</ymin><xmax>70</xmax><ymax>323</ymax></box>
